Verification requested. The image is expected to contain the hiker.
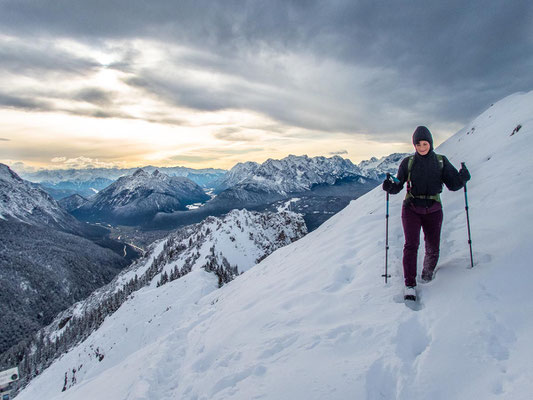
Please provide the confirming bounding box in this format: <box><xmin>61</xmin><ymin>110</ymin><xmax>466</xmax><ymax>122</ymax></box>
<box><xmin>382</xmin><ymin>126</ymin><xmax>470</xmax><ymax>300</ymax></box>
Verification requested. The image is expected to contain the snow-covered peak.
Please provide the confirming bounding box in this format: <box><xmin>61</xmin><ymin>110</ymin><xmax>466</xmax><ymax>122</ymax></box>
<box><xmin>357</xmin><ymin>152</ymin><xmax>411</xmax><ymax>180</ymax></box>
<box><xmin>132</xmin><ymin>168</ymin><xmax>148</xmax><ymax>177</ymax></box>
<box><xmin>117</xmin><ymin>168</ymin><xmax>165</xmax><ymax>191</ymax></box>
<box><xmin>96</xmin><ymin>169</ymin><xmax>199</xmax><ymax>203</ymax></box>
<box><xmin>0</xmin><ymin>163</ymin><xmax>81</xmax><ymax>230</ymax></box>
<box><xmin>0</xmin><ymin>163</ymin><xmax>22</xmax><ymax>182</ymax></box>
<box><xmin>73</xmin><ymin>169</ymin><xmax>209</xmax><ymax>225</ymax></box>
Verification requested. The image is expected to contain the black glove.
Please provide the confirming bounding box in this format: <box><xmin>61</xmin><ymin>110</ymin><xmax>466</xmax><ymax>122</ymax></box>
<box><xmin>382</xmin><ymin>178</ymin><xmax>394</xmax><ymax>193</ymax></box>
<box><xmin>459</xmin><ymin>165</ymin><xmax>471</xmax><ymax>182</ymax></box>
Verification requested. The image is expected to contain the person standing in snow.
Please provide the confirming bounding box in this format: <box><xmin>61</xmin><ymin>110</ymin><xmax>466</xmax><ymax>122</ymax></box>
<box><xmin>382</xmin><ymin>126</ymin><xmax>470</xmax><ymax>300</ymax></box>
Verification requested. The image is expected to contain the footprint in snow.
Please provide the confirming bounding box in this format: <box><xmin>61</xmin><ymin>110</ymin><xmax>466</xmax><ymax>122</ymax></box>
<box><xmin>394</xmin><ymin>315</ymin><xmax>431</xmax><ymax>363</ymax></box>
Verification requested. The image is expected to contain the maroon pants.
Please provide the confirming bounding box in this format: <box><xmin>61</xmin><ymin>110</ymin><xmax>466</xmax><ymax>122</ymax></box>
<box><xmin>401</xmin><ymin>203</ymin><xmax>443</xmax><ymax>287</ymax></box>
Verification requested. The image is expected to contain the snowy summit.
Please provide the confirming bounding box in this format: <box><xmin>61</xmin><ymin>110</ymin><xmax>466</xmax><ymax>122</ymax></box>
<box><xmin>72</xmin><ymin>169</ymin><xmax>209</xmax><ymax>225</ymax></box>
<box><xmin>16</xmin><ymin>90</ymin><xmax>533</xmax><ymax>400</ymax></box>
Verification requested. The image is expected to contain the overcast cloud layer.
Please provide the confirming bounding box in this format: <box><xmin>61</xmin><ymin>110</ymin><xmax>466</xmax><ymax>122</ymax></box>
<box><xmin>0</xmin><ymin>0</ymin><xmax>532</xmax><ymax>168</ymax></box>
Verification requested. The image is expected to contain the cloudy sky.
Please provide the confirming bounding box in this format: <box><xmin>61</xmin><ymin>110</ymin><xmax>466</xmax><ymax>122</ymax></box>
<box><xmin>0</xmin><ymin>0</ymin><xmax>531</xmax><ymax>171</ymax></box>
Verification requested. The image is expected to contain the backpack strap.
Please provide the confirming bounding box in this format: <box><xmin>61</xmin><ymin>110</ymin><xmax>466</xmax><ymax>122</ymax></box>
<box><xmin>405</xmin><ymin>154</ymin><xmax>444</xmax><ymax>203</ymax></box>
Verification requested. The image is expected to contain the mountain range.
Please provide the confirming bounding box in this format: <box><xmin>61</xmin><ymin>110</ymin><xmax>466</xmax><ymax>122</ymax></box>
<box><xmin>150</xmin><ymin>153</ymin><xmax>408</xmax><ymax>231</ymax></box>
<box><xmin>216</xmin><ymin>155</ymin><xmax>363</xmax><ymax>194</ymax></box>
<box><xmin>17</xmin><ymin>166</ymin><xmax>226</xmax><ymax>199</ymax></box>
<box><xmin>71</xmin><ymin>169</ymin><xmax>210</xmax><ymax>226</ymax></box>
<box><xmin>15</xmin><ymin>154</ymin><xmax>405</xmax><ymax>200</ymax></box>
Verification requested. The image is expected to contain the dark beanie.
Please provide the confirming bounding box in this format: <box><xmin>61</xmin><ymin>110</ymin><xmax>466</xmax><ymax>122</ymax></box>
<box><xmin>412</xmin><ymin>126</ymin><xmax>433</xmax><ymax>149</ymax></box>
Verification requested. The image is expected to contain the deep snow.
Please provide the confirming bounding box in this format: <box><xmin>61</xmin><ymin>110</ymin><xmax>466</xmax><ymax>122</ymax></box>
<box><xmin>17</xmin><ymin>91</ymin><xmax>533</xmax><ymax>400</ymax></box>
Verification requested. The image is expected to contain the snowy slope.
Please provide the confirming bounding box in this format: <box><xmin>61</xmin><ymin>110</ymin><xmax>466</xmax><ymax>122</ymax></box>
<box><xmin>17</xmin><ymin>90</ymin><xmax>533</xmax><ymax>400</ymax></box>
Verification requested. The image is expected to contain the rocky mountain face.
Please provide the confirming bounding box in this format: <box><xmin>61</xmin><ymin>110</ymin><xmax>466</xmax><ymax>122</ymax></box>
<box><xmin>206</xmin><ymin>155</ymin><xmax>373</xmax><ymax>214</ymax></box>
<box><xmin>217</xmin><ymin>153</ymin><xmax>411</xmax><ymax>195</ymax></box>
<box><xmin>0</xmin><ymin>164</ymin><xmax>87</xmax><ymax>234</ymax></box>
<box><xmin>58</xmin><ymin>194</ymin><xmax>89</xmax><ymax>213</ymax></box>
<box><xmin>216</xmin><ymin>154</ymin><xmax>364</xmax><ymax>194</ymax></box>
<box><xmin>357</xmin><ymin>153</ymin><xmax>410</xmax><ymax>180</ymax></box>
<box><xmin>72</xmin><ymin>169</ymin><xmax>210</xmax><ymax>226</ymax></box>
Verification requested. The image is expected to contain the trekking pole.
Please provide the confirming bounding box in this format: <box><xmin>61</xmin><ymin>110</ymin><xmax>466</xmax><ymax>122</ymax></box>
<box><xmin>462</xmin><ymin>162</ymin><xmax>474</xmax><ymax>269</ymax></box>
<box><xmin>383</xmin><ymin>173</ymin><xmax>392</xmax><ymax>283</ymax></box>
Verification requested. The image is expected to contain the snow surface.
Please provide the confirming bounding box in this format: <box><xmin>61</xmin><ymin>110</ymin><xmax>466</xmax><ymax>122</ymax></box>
<box><xmin>17</xmin><ymin>91</ymin><xmax>533</xmax><ymax>399</ymax></box>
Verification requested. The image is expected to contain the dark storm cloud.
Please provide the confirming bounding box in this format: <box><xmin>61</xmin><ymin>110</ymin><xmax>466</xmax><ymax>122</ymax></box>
<box><xmin>0</xmin><ymin>0</ymin><xmax>532</xmax><ymax>134</ymax></box>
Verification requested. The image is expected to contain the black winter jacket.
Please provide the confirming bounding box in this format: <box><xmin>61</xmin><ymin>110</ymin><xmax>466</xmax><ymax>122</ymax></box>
<box><xmin>388</xmin><ymin>151</ymin><xmax>464</xmax><ymax>207</ymax></box>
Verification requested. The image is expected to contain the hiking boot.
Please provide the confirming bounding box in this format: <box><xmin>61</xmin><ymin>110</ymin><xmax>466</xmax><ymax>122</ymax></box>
<box><xmin>421</xmin><ymin>269</ymin><xmax>434</xmax><ymax>283</ymax></box>
<box><xmin>404</xmin><ymin>286</ymin><xmax>417</xmax><ymax>301</ymax></box>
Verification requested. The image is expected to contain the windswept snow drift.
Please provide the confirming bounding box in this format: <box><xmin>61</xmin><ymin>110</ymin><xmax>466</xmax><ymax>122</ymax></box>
<box><xmin>17</xmin><ymin>91</ymin><xmax>533</xmax><ymax>400</ymax></box>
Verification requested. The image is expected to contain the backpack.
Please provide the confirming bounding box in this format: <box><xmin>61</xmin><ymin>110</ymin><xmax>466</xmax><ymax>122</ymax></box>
<box><xmin>405</xmin><ymin>154</ymin><xmax>444</xmax><ymax>203</ymax></box>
